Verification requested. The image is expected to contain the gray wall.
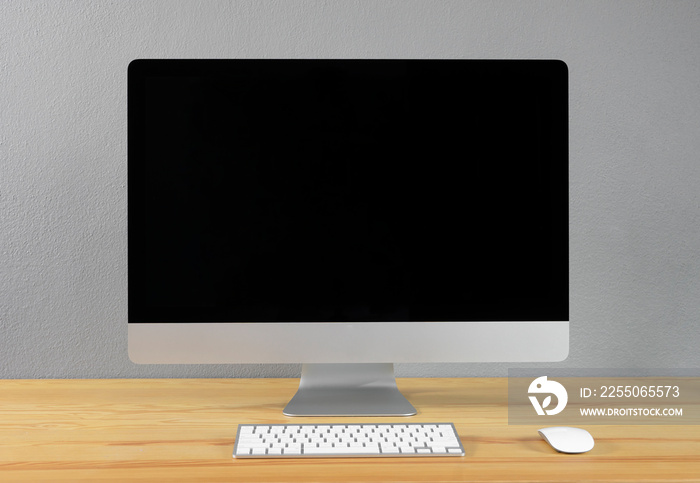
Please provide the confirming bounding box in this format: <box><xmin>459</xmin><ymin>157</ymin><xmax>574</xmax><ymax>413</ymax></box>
<box><xmin>2</xmin><ymin>1</ymin><xmax>699</xmax><ymax>378</ymax></box>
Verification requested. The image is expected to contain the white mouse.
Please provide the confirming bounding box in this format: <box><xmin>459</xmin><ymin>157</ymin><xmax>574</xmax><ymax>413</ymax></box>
<box><xmin>538</xmin><ymin>426</ymin><xmax>594</xmax><ymax>453</ymax></box>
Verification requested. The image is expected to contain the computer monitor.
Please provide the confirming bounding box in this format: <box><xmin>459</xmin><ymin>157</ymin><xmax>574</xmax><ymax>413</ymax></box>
<box><xmin>128</xmin><ymin>59</ymin><xmax>569</xmax><ymax>416</ymax></box>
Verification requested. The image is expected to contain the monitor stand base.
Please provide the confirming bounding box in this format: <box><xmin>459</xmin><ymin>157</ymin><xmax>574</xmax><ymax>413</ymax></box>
<box><xmin>283</xmin><ymin>363</ymin><xmax>417</xmax><ymax>417</ymax></box>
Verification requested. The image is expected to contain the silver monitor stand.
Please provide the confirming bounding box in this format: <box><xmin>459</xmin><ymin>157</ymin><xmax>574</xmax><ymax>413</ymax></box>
<box><xmin>283</xmin><ymin>363</ymin><xmax>417</xmax><ymax>416</ymax></box>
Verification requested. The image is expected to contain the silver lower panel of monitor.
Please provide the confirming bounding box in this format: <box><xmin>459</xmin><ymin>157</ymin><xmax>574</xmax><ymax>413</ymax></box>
<box><xmin>128</xmin><ymin>321</ymin><xmax>569</xmax><ymax>364</ymax></box>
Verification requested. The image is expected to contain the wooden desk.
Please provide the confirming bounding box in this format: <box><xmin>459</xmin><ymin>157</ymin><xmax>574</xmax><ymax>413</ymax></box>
<box><xmin>0</xmin><ymin>378</ymin><xmax>698</xmax><ymax>482</ymax></box>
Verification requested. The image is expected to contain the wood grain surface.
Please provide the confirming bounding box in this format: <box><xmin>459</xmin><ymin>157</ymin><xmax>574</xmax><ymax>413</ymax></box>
<box><xmin>0</xmin><ymin>378</ymin><xmax>698</xmax><ymax>482</ymax></box>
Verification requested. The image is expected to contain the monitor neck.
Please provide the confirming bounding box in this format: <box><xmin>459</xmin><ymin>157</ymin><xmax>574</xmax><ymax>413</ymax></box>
<box><xmin>283</xmin><ymin>363</ymin><xmax>417</xmax><ymax>417</ymax></box>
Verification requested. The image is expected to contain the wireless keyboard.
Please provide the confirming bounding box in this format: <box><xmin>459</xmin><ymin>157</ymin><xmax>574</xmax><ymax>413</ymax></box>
<box><xmin>233</xmin><ymin>423</ymin><xmax>464</xmax><ymax>458</ymax></box>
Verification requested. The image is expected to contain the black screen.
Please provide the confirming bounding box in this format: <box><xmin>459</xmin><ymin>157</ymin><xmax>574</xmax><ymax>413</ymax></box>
<box><xmin>128</xmin><ymin>60</ymin><xmax>568</xmax><ymax>323</ymax></box>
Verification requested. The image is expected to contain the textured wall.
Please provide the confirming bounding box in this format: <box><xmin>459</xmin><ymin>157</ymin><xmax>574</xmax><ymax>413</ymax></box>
<box><xmin>1</xmin><ymin>1</ymin><xmax>699</xmax><ymax>378</ymax></box>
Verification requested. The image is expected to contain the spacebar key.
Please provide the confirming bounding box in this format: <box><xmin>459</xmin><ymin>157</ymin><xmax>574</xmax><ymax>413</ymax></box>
<box><xmin>305</xmin><ymin>446</ymin><xmax>369</xmax><ymax>455</ymax></box>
